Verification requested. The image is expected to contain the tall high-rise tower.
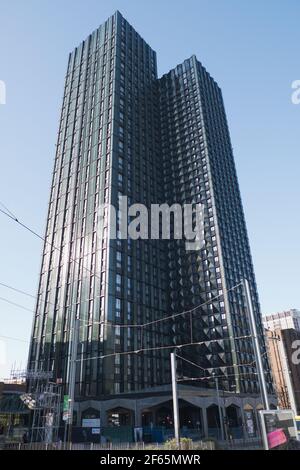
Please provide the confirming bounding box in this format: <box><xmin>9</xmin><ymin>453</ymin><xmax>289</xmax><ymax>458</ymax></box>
<box><xmin>158</xmin><ymin>57</ymin><xmax>272</xmax><ymax>394</ymax></box>
<box><xmin>28</xmin><ymin>11</ymin><xmax>273</xmax><ymax>428</ymax></box>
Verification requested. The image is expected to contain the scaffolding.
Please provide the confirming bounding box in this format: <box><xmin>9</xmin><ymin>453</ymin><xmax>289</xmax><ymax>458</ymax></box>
<box><xmin>11</xmin><ymin>369</ymin><xmax>62</xmax><ymax>443</ymax></box>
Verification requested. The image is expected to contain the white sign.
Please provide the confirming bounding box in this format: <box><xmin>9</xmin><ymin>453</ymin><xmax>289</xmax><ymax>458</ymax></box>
<box><xmin>92</xmin><ymin>428</ymin><xmax>100</xmax><ymax>434</ymax></box>
<box><xmin>259</xmin><ymin>409</ymin><xmax>299</xmax><ymax>450</ymax></box>
<box><xmin>63</xmin><ymin>411</ymin><xmax>71</xmax><ymax>422</ymax></box>
<box><xmin>82</xmin><ymin>418</ymin><xmax>100</xmax><ymax>428</ymax></box>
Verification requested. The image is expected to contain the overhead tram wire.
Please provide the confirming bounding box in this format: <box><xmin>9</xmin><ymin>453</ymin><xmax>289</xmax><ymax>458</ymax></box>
<box><xmin>0</xmin><ymin>289</ymin><xmax>257</xmax><ymax>373</ymax></box>
<box><xmin>0</xmin><ymin>284</ymin><xmax>255</xmax><ymax>371</ymax></box>
<box><xmin>0</xmin><ymin>287</ymin><xmax>141</xmax><ymax>329</ymax></box>
<box><xmin>0</xmin><ymin>284</ymin><xmax>254</xmax><ymax>365</ymax></box>
<box><xmin>0</xmin><ymin>281</ymin><xmax>37</xmax><ymax>300</ymax></box>
<box><xmin>0</xmin><ymin>334</ymin><xmax>266</xmax><ymax>381</ymax></box>
<box><xmin>0</xmin><ymin>202</ymin><xmax>244</xmax><ymax>327</ymax></box>
<box><xmin>0</xmin><ymin>205</ymin><xmax>104</xmax><ymax>284</ymax></box>
<box><xmin>76</xmin><ymin>333</ymin><xmax>253</xmax><ymax>363</ymax></box>
<box><xmin>0</xmin><ymin>203</ymin><xmax>254</xmax><ymax>374</ymax></box>
<box><xmin>142</xmin><ymin>281</ymin><xmax>243</xmax><ymax>328</ymax></box>
<box><xmin>176</xmin><ymin>353</ymin><xmax>259</xmax><ymax>372</ymax></box>
<box><xmin>0</xmin><ymin>201</ymin><xmax>18</xmax><ymax>220</ymax></box>
<box><xmin>176</xmin><ymin>353</ymin><xmax>265</xmax><ymax>373</ymax></box>
<box><xmin>0</xmin><ymin>291</ymin><xmax>142</xmax><ymax>327</ymax></box>
<box><xmin>177</xmin><ymin>371</ymin><xmax>260</xmax><ymax>382</ymax></box>
<box><xmin>0</xmin><ymin>296</ymin><xmax>35</xmax><ymax>313</ymax></box>
<box><xmin>0</xmin><ymin>203</ymin><xmax>246</xmax><ymax>329</ymax></box>
<box><xmin>3</xmin><ymin>203</ymin><xmax>229</xmax><ymax>330</ymax></box>
<box><xmin>0</xmin><ymin>334</ymin><xmax>29</xmax><ymax>344</ymax></box>
<box><xmin>175</xmin><ymin>352</ymin><xmax>269</xmax><ymax>385</ymax></box>
<box><xmin>0</xmin><ymin>279</ymin><xmax>244</xmax><ymax>330</ymax></box>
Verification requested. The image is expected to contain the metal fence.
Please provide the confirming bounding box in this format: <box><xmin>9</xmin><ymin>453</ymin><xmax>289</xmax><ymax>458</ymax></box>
<box><xmin>2</xmin><ymin>437</ymin><xmax>262</xmax><ymax>451</ymax></box>
<box><xmin>3</xmin><ymin>441</ymin><xmax>217</xmax><ymax>451</ymax></box>
<box><xmin>3</xmin><ymin>442</ymin><xmax>148</xmax><ymax>451</ymax></box>
<box><xmin>221</xmin><ymin>437</ymin><xmax>263</xmax><ymax>450</ymax></box>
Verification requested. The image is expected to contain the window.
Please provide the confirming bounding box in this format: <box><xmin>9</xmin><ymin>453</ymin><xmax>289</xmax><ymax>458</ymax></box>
<box><xmin>116</xmin><ymin>298</ymin><xmax>121</xmax><ymax>318</ymax></box>
<box><xmin>116</xmin><ymin>251</ymin><xmax>122</xmax><ymax>268</ymax></box>
<box><xmin>116</xmin><ymin>274</ymin><xmax>122</xmax><ymax>291</ymax></box>
<box><xmin>127</xmin><ymin>302</ymin><xmax>132</xmax><ymax>320</ymax></box>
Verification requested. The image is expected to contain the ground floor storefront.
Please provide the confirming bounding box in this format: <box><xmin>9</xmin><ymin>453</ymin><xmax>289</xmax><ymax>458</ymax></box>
<box><xmin>67</xmin><ymin>385</ymin><xmax>277</xmax><ymax>443</ymax></box>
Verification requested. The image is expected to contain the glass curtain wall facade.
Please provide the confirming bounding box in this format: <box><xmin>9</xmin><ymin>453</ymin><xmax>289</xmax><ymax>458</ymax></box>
<box><xmin>28</xmin><ymin>11</ymin><xmax>170</xmax><ymax>399</ymax></box>
<box><xmin>28</xmin><ymin>11</ymin><xmax>272</xmax><ymax>400</ymax></box>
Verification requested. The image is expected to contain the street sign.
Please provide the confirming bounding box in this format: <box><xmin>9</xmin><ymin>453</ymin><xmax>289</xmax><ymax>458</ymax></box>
<box><xmin>63</xmin><ymin>411</ymin><xmax>71</xmax><ymax>422</ymax></box>
<box><xmin>63</xmin><ymin>395</ymin><xmax>69</xmax><ymax>412</ymax></box>
<box><xmin>82</xmin><ymin>418</ymin><xmax>100</xmax><ymax>428</ymax></box>
<box><xmin>92</xmin><ymin>428</ymin><xmax>100</xmax><ymax>435</ymax></box>
<box><xmin>259</xmin><ymin>409</ymin><xmax>299</xmax><ymax>450</ymax></box>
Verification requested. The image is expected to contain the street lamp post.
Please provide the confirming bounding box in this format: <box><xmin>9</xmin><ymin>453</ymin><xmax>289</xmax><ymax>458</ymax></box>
<box><xmin>213</xmin><ymin>373</ymin><xmax>225</xmax><ymax>441</ymax></box>
<box><xmin>64</xmin><ymin>317</ymin><xmax>80</xmax><ymax>447</ymax></box>
<box><xmin>170</xmin><ymin>352</ymin><xmax>180</xmax><ymax>448</ymax></box>
<box><xmin>243</xmin><ymin>278</ymin><xmax>269</xmax><ymax>410</ymax></box>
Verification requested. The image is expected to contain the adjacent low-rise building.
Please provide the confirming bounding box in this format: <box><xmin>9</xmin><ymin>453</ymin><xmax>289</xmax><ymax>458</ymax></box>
<box><xmin>265</xmin><ymin>328</ymin><xmax>300</xmax><ymax>415</ymax></box>
<box><xmin>0</xmin><ymin>380</ymin><xmax>29</xmax><ymax>441</ymax></box>
<box><xmin>263</xmin><ymin>309</ymin><xmax>300</xmax><ymax>332</ymax></box>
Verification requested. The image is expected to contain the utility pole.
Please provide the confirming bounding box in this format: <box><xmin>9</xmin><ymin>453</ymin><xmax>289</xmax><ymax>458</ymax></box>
<box><xmin>222</xmin><ymin>388</ymin><xmax>229</xmax><ymax>441</ymax></box>
<box><xmin>213</xmin><ymin>373</ymin><xmax>225</xmax><ymax>441</ymax></box>
<box><xmin>243</xmin><ymin>278</ymin><xmax>269</xmax><ymax>409</ymax></box>
<box><xmin>66</xmin><ymin>317</ymin><xmax>80</xmax><ymax>446</ymax></box>
<box><xmin>170</xmin><ymin>352</ymin><xmax>180</xmax><ymax>447</ymax></box>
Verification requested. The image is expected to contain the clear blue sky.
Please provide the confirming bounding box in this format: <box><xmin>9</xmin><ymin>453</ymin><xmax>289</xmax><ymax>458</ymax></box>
<box><xmin>0</xmin><ymin>0</ymin><xmax>299</xmax><ymax>379</ymax></box>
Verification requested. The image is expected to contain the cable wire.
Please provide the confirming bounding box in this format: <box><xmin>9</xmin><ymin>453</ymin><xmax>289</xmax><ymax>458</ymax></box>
<box><xmin>0</xmin><ymin>334</ymin><xmax>29</xmax><ymax>344</ymax></box>
<box><xmin>76</xmin><ymin>334</ymin><xmax>253</xmax><ymax>363</ymax></box>
<box><xmin>0</xmin><ymin>206</ymin><xmax>103</xmax><ymax>283</ymax></box>
<box><xmin>0</xmin><ymin>281</ymin><xmax>37</xmax><ymax>300</ymax></box>
<box><xmin>0</xmin><ymin>279</ymin><xmax>244</xmax><ymax>330</ymax></box>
